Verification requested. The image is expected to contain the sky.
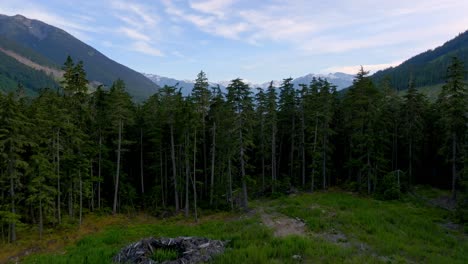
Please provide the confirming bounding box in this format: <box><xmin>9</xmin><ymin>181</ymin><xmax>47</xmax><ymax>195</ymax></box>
<box><xmin>1</xmin><ymin>0</ymin><xmax>467</xmax><ymax>83</ymax></box>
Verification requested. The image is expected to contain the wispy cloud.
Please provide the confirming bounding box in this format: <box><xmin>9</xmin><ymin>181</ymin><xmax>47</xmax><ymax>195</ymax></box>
<box><xmin>109</xmin><ymin>0</ymin><xmax>163</xmax><ymax>57</ymax></box>
<box><xmin>162</xmin><ymin>0</ymin><xmax>468</xmax><ymax>55</ymax></box>
<box><xmin>118</xmin><ymin>27</ymin><xmax>151</xmax><ymax>42</ymax></box>
<box><xmin>323</xmin><ymin>61</ymin><xmax>404</xmax><ymax>75</ymax></box>
<box><xmin>1</xmin><ymin>0</ymin><xmax>467</xmax><ymax>81</ymax></box>
<box><xmin>110</xmin><ymin>0</ymin><xmax>157</xmax><ymax>26</ymax></box>
<box><xmin>131</xmin><ymin>41</ymin><xmax>164</xmax><ymax>57</ymax></box>
<box><xmin>189</xmin><ymin>0</ymin><xmax>235</xmax><ymax>18</ymax></box>
<box><xmin>164</xmin><ymin>0</ymin><xmax>248</xmax><ymax>40</ymax></box>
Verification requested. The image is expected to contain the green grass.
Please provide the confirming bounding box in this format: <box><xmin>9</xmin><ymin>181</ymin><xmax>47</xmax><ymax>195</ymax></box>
<box><xmin>15</xmin><ymin>189</ymin><xmax>468</xmax><ymax>263</ymax></box>
<box><xmin>150</xmin><ymin>247</ymin><xmax>180</xmax><ymax>262</ymax></box>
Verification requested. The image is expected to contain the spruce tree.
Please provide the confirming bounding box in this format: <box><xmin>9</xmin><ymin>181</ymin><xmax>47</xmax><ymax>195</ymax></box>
<box><xmin>437</xmin><ymin>57</ymin><xmax>467</xmax><ymax>200</ymax></box>
<box><xmin>226</xmin><ymin>78</ymin><xmax>254</xmax><ymax>211</ymax></box>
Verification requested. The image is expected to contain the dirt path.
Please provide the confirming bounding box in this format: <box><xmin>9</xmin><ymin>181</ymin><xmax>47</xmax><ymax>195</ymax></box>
<box><xmin>258</xmin><ymin>208</ymin><xmax>307</xmax><ymax>237</ymax></box>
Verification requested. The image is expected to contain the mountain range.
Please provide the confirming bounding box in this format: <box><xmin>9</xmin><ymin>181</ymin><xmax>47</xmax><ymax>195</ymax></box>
<box><xmin>143</xmin><ymin>72</ymin><xmax>355</xmax><ymax>95</ymax></box>
<box><xmin>0</xmin><ymin>13</ymin><xmax>466</xmax><ymax>100</ymax></box>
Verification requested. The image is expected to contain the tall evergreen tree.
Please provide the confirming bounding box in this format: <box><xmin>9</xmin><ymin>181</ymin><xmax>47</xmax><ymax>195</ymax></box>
<box><xmin>226</xmin><ymin>78</ymin><xmax>254</xmax><ymax>211</ymax></box>
<box><xmin>0</xmin><ymin>93</ymin><xmax>33</xmax><ymax>242</ymax></box>
<box><xmin>437</xmin><ymin>57</ymin><xmax>467</xmax><ymax>200</ymax></box>
<box><xmin>343</xmin><ymin>67</ymin><xmax>380</xmax><ymax>193</ymax></box>
<box><xmin>108</xmin><ymin>79</ymin><xmax>134</xmax><ymax>214</ymax></box>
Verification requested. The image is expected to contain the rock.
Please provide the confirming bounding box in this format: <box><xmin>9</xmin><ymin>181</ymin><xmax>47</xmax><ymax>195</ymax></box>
<box><xmin>113</xmin><ymin>237</ymin><xmax>227</xmax><ymax>264</ymax></box>
<box><xmin>292</xmin><ymin>254</ymin><xmax>302</xmax><ymax>260</ymax></box>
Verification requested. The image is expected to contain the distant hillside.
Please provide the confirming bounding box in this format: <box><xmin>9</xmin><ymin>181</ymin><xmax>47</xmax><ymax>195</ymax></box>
<box><xmin>0</xmin><ymin>14</ymin><xmax>159</xmax><ymax>100</ymax></box>
<box><xmin>372</xmin><ymin>30</ymin><xmax>468</xmax><ymax>90</ymax></box>
<box><xmin>0</xmin><ymin>48</ymin><xmax>58</xmax><ymax>94</ymax></box>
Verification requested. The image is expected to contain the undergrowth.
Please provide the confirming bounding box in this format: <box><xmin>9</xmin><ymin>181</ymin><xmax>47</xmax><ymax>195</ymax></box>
<box><xmin>1</xmin><ymin>187</ymin><xmax>465</xmax><ymax>264</ymax></box>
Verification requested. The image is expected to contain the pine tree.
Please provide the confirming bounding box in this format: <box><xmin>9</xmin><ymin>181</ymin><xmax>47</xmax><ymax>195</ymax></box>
<box><xmin>108</xmin><ymin>79</ymin><xmax>134</xmax><ymax>214</ymax></box>
<box><xmin>278</xmin><ymin>78</ymin><xmax>297</xmax><ymax>184</ymax></box>
<box><xmin>191</xmin><ymin>71</ymin><xmax>211</xmax><ymax>203</ymax></box>
<box><xmin>343</xmin><ymin>67</ymin><xmax>380</xmax><ymax>193</ymax></box>
<box><xmin>402</xmin><ymin>80</ymin><xmax>427</xmax><ymax>187</ymax></box>
<box><xmin>159</xmin><ymin>85</ymin><xmax>182</xmax><ymax>212</ymax></box>
<box><xmin>226</xmin><ymin>78</ymin><xmax>254</xmax><ymax>211</ymax></box>
<box><xmin>0</xmin><ymin>93</ymin><xmax>33</xmax><ymax>242</ymax></box>
<box><xmin>266</xmin><ymin>82</ymin><xmax>278</xmax><ymax>193</ymax></box>
<box><xmin>437</xmin><ymin>57</ymin><xmax>467</xmax><ymax>200</ymax></box>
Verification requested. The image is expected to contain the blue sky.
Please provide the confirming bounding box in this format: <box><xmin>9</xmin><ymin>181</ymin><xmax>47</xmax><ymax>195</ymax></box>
<box><xmin>1</xmin><ymin>0</ymin><xmax>467</xmax><ymax>83</ymax></box>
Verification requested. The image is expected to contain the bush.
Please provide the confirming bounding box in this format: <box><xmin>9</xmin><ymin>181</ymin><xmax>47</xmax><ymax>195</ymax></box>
<box><xmin>376</xmin><ymin>171</ymin><xmax>403</xmax><ymax>200</ymax></box>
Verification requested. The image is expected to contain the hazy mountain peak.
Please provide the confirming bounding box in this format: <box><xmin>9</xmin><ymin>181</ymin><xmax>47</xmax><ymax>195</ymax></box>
<box><xmin>143</xmin><ymin>72</ymin><xmax>355</xmax><ymax>95</ymax></box>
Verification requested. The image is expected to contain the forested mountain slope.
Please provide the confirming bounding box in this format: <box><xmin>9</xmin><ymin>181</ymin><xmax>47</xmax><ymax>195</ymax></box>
<box><xmin>0</xmin><ymin>14</ymin><xmax>159</xmax><ymax>100</ymax></box>
<box><xmin>372</xmin><ymin>30</ymin><xmax>468</xmax><ymax>90</ymax></box>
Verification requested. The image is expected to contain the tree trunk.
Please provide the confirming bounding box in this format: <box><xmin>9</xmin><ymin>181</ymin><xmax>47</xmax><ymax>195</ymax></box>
<box><xmin>452</xmin><ymin>133</ymin><xmax>457</xmax><ymax>201</ymax></box>
<box><xmin>322</xmin><ymin>131</ymin><xmax>327</xmax><ymax>190</ymax></box>
<box><xmin>90</xmin><ymin>163</ymin><xmax>94</xmax><ymax>211</ymax></box>
<box><xmin>260</xmin><ymin>117</ymin><xmax>265</xmax><ymax>191</ymax></box>
<box><xmin>228</xmin><ymin>159</ymin><xmax>233</xmax><ymax>210</ymax></box>
<box><xmin>98</xmin><ymin>132</ymin><xmax>102</xmax><ymax>210</ymax></box>
<box><xmin>271</xmin><ymin>123</ymin><xmax>276</xmax><ymax>193</ymax></box>
<box><xmin>113</xmin><ymin>119</ymin><xmax>123</xmax><ymax>215</ymax></box>
<box><xmin>193</xmin><ymin>130</ymin><xmax>198</xmax><ymax>222</ymax></box>
<box><xmin>140</xmin><ymin>128</ymin><xmax>144</xmax><ymax>195</ymax></box>
<box><xmin>239</xmin><ymin>129</ymin><xmax>248</xmax><ymax>211</ymax></box>
<box><xmin>210</xmin><ymin>122</ymin><xmax>216</xmax><ymax>206</ymax></box>
<box><xmin>185</xmin><ymin>133</ymin><xmax>190</xmax><ymax>218</ymax></box>
<box><xmin>164</xmin><ymin>151</ymin><xmax>168</xmax><ymax>208</ymax></box>
<box><xmin>301</xmin><ymin>111</ymin><xmax>306</xmax><ymax>188</ymax></box>
<box><xmin>8</xmin><ymin>154</ymin><xmax>16</xmax><ymax>243</ymax></box>
<box><xmin>203</xmin><ymin>119</ymin><xmax>207</xmax><ymax>201</ymax></box>
<box><xmin>79</xmin><ymin>169</ymin><xmax>82</xmax><ymax>226</ymax></box>
<box><xmin>39</xmin><ymin>194</ymin><xmax>43</xmax><ymax>240</ymax></box>
<box><xmin>69</xmin><ymin>180</ymin><xmax>73</xmax><ymax>218</ymax></box>
<box><xmin>290</xmin><ymin>117</ymin><xmax>295</xmax><ymax>180</ymax></box>
<box><xmin>367</xmin><ymin>151</ymin><xmax>371</xmax><ymax>195</ymax></box>
<box><xmin>56</xmin><ymin>129</ymin><xmax>61</xmax><ymax>224</ymax></box>
<box><xmin>170</xmin><ymin>124</ymin><xmax>180</xmax><ymax>212</ymax></box>
<box><xmin>160</xmin><ymin>148</ymin><xmax>165</xmax><ymax>208</ymax></box>
<box><xmin>311</xmin><ymin>116</ymin><xmax>318</xmax><ymax>192</ymax></box>
<box><xmin>409</xmin><ymin>138</ymin><xmax>413</xmax><ymax>186</ymax></box>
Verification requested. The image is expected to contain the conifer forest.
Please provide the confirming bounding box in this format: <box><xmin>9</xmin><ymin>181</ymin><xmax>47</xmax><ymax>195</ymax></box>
<box><xmin>0</xmin><ymin>55</ymin><xmax>467</xmax><ymax>248</ymax></box>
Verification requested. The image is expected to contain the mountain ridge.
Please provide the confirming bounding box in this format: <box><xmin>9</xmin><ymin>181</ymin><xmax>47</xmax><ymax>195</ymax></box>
<box><xmin>371</xmin><ymin>30</ymin><xmax>468</xmax><ymax>90</ymax></box>
<box><xmin>143</xmin><ymin>72</ymin><xmax>354</xmax><ymax>95</ymax></box>
<box><xmin>0</xmin><ymin>14</ymin><xmax>159</xmax><ymax>100</ymax></box>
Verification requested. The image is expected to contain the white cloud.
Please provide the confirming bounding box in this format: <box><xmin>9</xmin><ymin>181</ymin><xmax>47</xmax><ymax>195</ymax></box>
<box><xmin>118</xmin><ymin>27</ymin><xmax>151</xmax><ymax>42</ymax></box>
<box><xmin>110</xmin><ymin>0</ymin><xmax>158</xmax><ymax>26</ymax></box>
<box><xmin>162</xmin><ymin>0</ymin><xmax>468</xmax><ymax>56</ymax></box>
<box><xmin>172</xmin><ymin>51</ymin><xmax>185</xmax><ymax>58</ymax></box>
<box><xmin>109</xmin><ymin>0</ymin><xmax>164</xmax><ymax>57</ymax></box>
<box><xmin>323</xmin><ymin>61</ymin><xmax>403</xmax><ymax>75</ymax></box>
<box><xmin>131</xmin><ymin>41</ymin><xmax>164</xmax><ymax>57</ymax></box>
<box><xmin>189</xmin><ymin>0</ymin><xmax>235</xmax><ymax>18</ymax></box>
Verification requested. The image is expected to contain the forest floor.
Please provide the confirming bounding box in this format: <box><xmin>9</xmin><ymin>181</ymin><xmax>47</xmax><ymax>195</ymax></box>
<box><xmin>2</xmin><ymin>186</ymin><xmax>467</xmax><ymax>263</ymax></box>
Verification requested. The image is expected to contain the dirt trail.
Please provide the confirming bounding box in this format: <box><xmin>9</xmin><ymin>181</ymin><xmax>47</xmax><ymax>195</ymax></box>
<box><xmin>258</xmin><ymin>208</ymin><xmax>307</xmax><ymax>237</ymax></box>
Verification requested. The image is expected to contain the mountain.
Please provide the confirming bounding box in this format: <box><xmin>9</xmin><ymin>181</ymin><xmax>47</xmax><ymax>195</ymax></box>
<box><xmin>264</xmin><ymin>72</ymin><xmax>354</xmax><ymax>90</ymax></box>
<box><xmin>144</xmin><ymin>73</ymin><xmax>229</xmax><ymax>95</ymax></box>
<box><xmin>144</xmin><ymin>73</ymin><xmax>202</xmax><ymax>95</ymax></box>
<box><xmin>144</xmin><ymin>72</ymin><xmax>354</xmax><ymax>95</ymax></box>
<box><xmin>0</xmin><ymin>14</ymin><xmax>159</xmax><ymax>100</ymax></box>
<box><xmin>372</xmin><ymin>30</ymin><xmax>468</xmax><ymax>91</ymax></box>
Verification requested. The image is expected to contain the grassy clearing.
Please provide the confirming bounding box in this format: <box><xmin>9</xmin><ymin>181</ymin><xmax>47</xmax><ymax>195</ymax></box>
<box><xmin>4</xmin><ymin>188</ymin><xmax>467</xmax><ymax>263</ymax></box>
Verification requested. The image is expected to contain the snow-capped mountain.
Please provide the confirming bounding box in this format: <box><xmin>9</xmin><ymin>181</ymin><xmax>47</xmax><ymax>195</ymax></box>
<box><xmin>143</xmin><ymin>72</ymin><xmax>354</xmax><ymax>95</ymax></box>
<box><xmin>254</xmin><ymin>73</ymin><xmax>354</xmax><ymax>90</ymax></box>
